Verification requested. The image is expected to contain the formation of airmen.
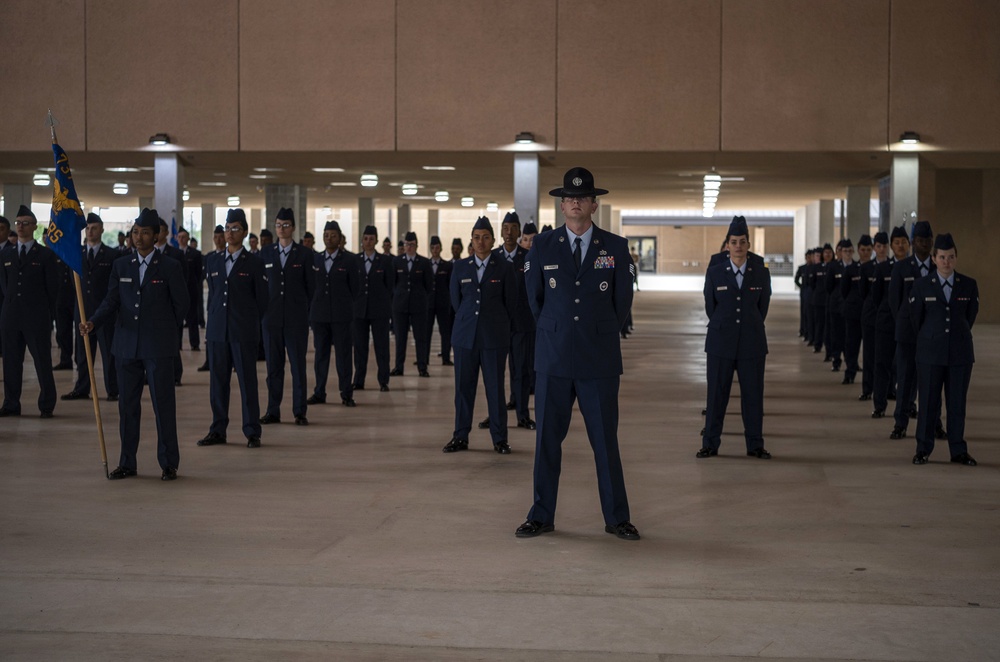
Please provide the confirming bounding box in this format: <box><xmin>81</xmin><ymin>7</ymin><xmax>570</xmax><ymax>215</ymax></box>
<box><xmin>794</xmin><ymin>221</ymin><xmax>980</xmax><ymax>466</ymax></box>
<box><xmin>1</xmin><ymin>168</ymin><xmax>980</xmax><ymax>541</ymax></box>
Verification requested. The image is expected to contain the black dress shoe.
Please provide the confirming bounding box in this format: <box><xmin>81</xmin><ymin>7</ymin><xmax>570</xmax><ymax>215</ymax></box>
<box><xmin>175</xmin><ymin>380</ymin><xmax>182</xmax><ymax>387</ymax></box>
<box><xmin>517</xmin><ymin>418</ymin><xmax>536</xmax><ymax>430</ymax></box>
<box><xmin>841</xmin><ymin>375</ymin><xmax>853</xmax><ymax>384</ymax></box>
<box><xmin>701</xmin><ymin>408</ymin><xmax>707</xmax><ymax>416</ymax></box>
<box><xmin>191</xmin><ymin>346</ymin><xmax>201</xmax><ymax>351</ymax></box>
<box><xmin>161</xmin><ymin>467</ymin><xmax>178</xmax><ymax>481</ymax></box>
<box><xmin>747</xmin><ymin>448</ymin><xmax>772</xmax><ymax>459</ymax></box>
<box><xmin>442</xmin><ymin>437</ymin><xmax>469</xmax><ymax>453</ymax></box>
<box><xmin>831</xmin><ymin>363</ymin><xmax>841</xmax><ymax>372</ymax></box>
<box><xmin>822</xmin><ymin>356</ymin><xmax>831</xmax><ymax>362</ymax></box>
<box><xmin>494</xmin><ymin>440</ymin><xmax>511</xmax><ymax>454</ymax></box>
<box><xmin>696</xmin><ymin>448</ymin><xmax>718</xmax><ymax>458</ymax></box>
<box><xmin>389</xmin><ymin>368</ymin><xmax>404</xmax><ymax>376</ymax></box>
<box><xmin>53</xmin><ymin>362</ymin><xmax>73</xmax><ymax>371</ymax></box>
<box><xmin>951</xmin><ymin>453</ymin><xmax>977</xmax><ymax>466</ymax></box>
<box><xmin>61</xmin><ymin>390</ymin><xmax>88</xmax><ymax>401</ymax></box>
<box><xmin>108</xmin><ymin>466</ymin><xmax>137</xmax><ymax>480</ymax></box>
<box><xmin>259</xmin><ymin>413</ymin><xmax>281</xmax><ymax>424</ymax></box>
<box><xmin>890</xmin><ymin>426</ymin><xmax>906</xmax><ymax>440</ymax></box>
<box><xmin>887</xmin><ymin>391</ymin><xmax>896</xmax><ymax>400</ymax></box>
<box><xmin>197</xmin><ymin>363</ymin><xmax>210</xmax><ymax>372</ymax></box>
<box><xmin>477</xmin><ymin>417</ymin><xmax>491</xmax><ymax>429</ymax></box>
<box><xmin>442</xmin><ymin>359</ymin><xmax>454</xmax><ymax>366</ymax></box>
<box><xmin>699</xmin><ymin>427</ymin><xmax>706</xmax><ymax>436</ymax></box>
<box><xmin>871</xmin><ymin>408</ymin><xmax>885</xmax><ymax>418</ymax></box>
<box><xmin>605</xmin><ymin>521</ymin><xmax>640</xmax><ymax>541</ymax></box>
<box><xmin>912</xmin><ymin>453</ymin><xmax>930</xmax><ymax>465</ymax></box>
<box><xmin>379</xmin><ymin>384</ymin><xmax>390</xmax><ymax>392</ymax></box>
<box><xmin>247</xmin><ymin>436</ymin><xmax>261</xmax><ymax>448</ymax></box>
<box><xmin>0</xmin><ymin>408</ymin><xmax>21</xmax><ymax>417</ymax></box>
<box><xmin>418</xmin><ymin>370</ymin><xmax>430</xmax><ymax>378</ymax></box>
<box><xmin>858</xmin><ymin>393</ymin><xmax>872</xmax><ymax>401</ymax></box>
<box><xmin>197</xmin><ymin>432</ymin><xmax>227</xmax><ymax>446</ymax></box>
<box><xmin>908</xmin><ymin>406</ymin><xmax>918</xmax><ymax>419</ymax></box>
<box><xmin>342</xmin><ymin>398</ymin><xmax>356</xmax><ymax>407</ymax></box>
<box><xmin>295</xmin><ymin>416</ymin><xmax>309</xmax><ymax>426</ymax></box>
<box><xmin>515</xmin><ymin>520</ymin><xmax>554</xmax><ymax>538</ymax></box>
<box><xmin>935</xmin><ymin>425</ymin><xmax>948</xmax><ymax>440</ymax></box>
<box><xmin>813</xmin><ymin>347</ymin><xmax>822</xmax><ymax>353</ymax></box>
<box><xmin>306</xmin><ymin>394</ymin><xmax>326</xmax><ymax>405</ymax></box>
<box><xmin>506</xmin><ymin>399</ymin><xmax>516</xmax><ymax>411</ymax></box>
<box><xmin>39</xmin><ymin>410</ymin><xmax>53</xmax><ymax>419</ymax></box>
<box><xmin>107</xmin><ymin>394</ymin><xmax>119</xmax><ymax>402</ymax></box>
<box><xmin>352</xmin><ymin>384</ymin><xmax>365</xmax><ymax>390</ymax></box>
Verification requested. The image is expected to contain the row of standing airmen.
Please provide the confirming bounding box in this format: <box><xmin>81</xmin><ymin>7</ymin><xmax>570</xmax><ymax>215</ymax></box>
<box><xmin>0</xmin><ymin>204</ymin><xmax>546</xmax><ymax>481</ymax></box>
<box><xmin>794</xmin><ymin>221</ymin><xmax>980</xmax><ymax>466</ymax></box>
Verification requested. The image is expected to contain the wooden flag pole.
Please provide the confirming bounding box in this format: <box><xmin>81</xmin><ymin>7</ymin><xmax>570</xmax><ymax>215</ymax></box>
<box><xmin>48</xmin><ymin>109</ymin><xmax>108</xmax><ymax>478</ymax></box>
<box><xmin>74</xmin><ymin>273</ymin><xmax>109</xmax><ymax>478</ymax></box>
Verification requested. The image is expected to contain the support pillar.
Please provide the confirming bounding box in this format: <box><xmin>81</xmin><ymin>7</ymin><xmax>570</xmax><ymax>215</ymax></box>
<box><xmin>250</xmin><ymin>209</ymin><xmax>263</xmax><ymax>238</ymax></box>
<box><xmin>611</xmin><ymin>209</ymin><xmax>622</xmax><ymax>236</ymax></box>
<box><xmin>513</xmin><ymin>153</ymin><xmax>540</xmax><ymax>227</ymax></box>
<box><xmin>596</xmin><ymin>203</ymin><xmax>612</xmax><ymax>230</ymax></box>
<box><xmin>200</xmin><ymin>203</ymin><xmax>215</xmax><ymax>249</ymax></box>
<box><xmin>397</xmin><ymin>204</ymin><xmax>412</xmax><ymax>244</ymax></box>
<box><xmin>358</xmin><ymin>197</ymin><xmax>375</xmax><ymax>245</ymax></box>
<box><xmin>805</xmin><ymin>200</ymin><xmax>835</xmax><ymax>248</ymax></box>
<box><xmin>793</xmin><ymin>207</ymin><xmax>808</xmax><ymax>267</ymax></box>
<box><xmin>265</xmin><ymin>184</ymin><xmax>307</xmax><ymax>240</ymax></box>
<box><xmin>846</xmin><ymin>185</ymin><xmax>871</xmax><ymax>242</ymax></box>
<box><xmin>2</xmin><ymin>183</ymin><xmax>32</xmax><ymax>218</ymax></box>
<box><xmin>154</xmin><ymin>153</ymin><xmax>184</xmax><ymax>241</ymax></box>
<box><xmin>427</xmin><ymin>209</ymin><xmax>440</xmax><ymax>243</ymax></box>
<box><xmin>552</xmin><ymin>198</ymin><xmax>562</xmax><ymax>229</ymax></box>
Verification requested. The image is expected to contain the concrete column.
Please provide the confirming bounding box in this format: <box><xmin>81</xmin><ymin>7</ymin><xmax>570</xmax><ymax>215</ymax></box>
<box><xmin>397</xmin><ymin>204</ymin><xmax>412</xmax><ymax>244</ymax></box>
<box><xmin>358</xmin><ymin>197</ymin><xmax>375</xmax><ymax>244</ymax></box>
<box><xmin>596</xmin><ymin>203</ymin><xmax>612</xmax><ymax>230</ymax></box>
<box><xmin>806</xmin><ymin>200</ymin><xmax>835</xmax><ymax>247</ymax></box>
<box><xmin>513</xmin><ymin>153</ymin><xmax>540</xmax><ymax>227</ymax></box>
<box><xmin>611</xmin><ymin>209</ymin><xmax>622</xmax><ymax>236</ymax></box>
<box><xmin>2</xmin><ymin>183</ymin><xmax>32</xmax><ymax>218</ymax></box>
<box><xmin>201</xmin><ymin>203</ymin><xmax>216</xmax><ymax>251</ymax></box>
<box><xmin>250</xmin><ymin>208</ymin><xmax>263</xmax><ymax>237</ymax></box>
<box><xmin>427</xmin><ymin>209</ymin><xmax>440</xmax><ymax>242</ymax></box>
<box><xmin>890</xmin><ymin>154</ymin><xmax>919</xmax><ymax>232</ymax></box>
<box><xmin>154</xmin><ymin>153</ymin><xmax>184</xmax><ymax>240</ymax></box>
<box><xmin>793</xmin><ymin>207</ymin><xmax>808</xmax><ymax>267</ymax></box>
<box><xmin>846</xmin><ymin>185</ymin><xmax>871</xmax><ymax>242</ymax></box>
<box><xmin>552</xmin><ymin>198</ymin><xmax>563</xmax><ymax>228</ymax></box>
<box><xmin>265</xmin><ymin>184</ymin><xmax>306</xmax><ymax>241</ymax></box>
<box><xmin>753</xmin><ymin>227</ymin><xmax>766</xmax><ymax>255</ymax></box>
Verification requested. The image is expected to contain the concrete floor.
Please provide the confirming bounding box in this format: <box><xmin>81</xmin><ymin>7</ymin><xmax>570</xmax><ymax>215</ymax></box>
<box><xmin>1</xmin><ymin>292</ymin><xmax>998</xmax><ymax>661</ymax></box>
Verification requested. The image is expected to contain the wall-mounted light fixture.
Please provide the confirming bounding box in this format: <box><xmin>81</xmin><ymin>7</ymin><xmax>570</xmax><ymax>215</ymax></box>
<box><xmin>515</xmin><ymin>132</ymin><xmax>535</xmax><ymax>144</ymax></box>
<box><xmin>149</xmin><ymin>133</ymin><xmax>170</xmax><ymax>146</ymax></box>
<box><xmin>900</xmin><ymin>131</ymin><xmax>921</xmax><ymax>144</ymax></box>
<box><xmin>33</xmin><ymin>173</ymin><xmax>50</xmax><ymax>186</ymax></box>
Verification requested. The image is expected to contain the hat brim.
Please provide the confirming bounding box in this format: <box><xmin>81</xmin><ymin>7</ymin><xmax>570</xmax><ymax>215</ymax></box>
<box><xmin>548</xmin><ymin>187</ymin><xmax>609</xmax><ymax>198</ymax></box>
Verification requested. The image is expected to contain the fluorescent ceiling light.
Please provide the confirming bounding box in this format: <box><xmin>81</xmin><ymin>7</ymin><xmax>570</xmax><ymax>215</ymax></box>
<box><xmin>460</xmin><ymin>196</ymin><xmax>474</xmax><ymax>207</ymax></box>
<box><xmin>422</xmin><ymin>166</ymin><xmax>455</xmax><ymax>171</ymax></box>
<box><xmin>227</xmin><ymin>195</ymin><xmax>240</xmax><ymax>206</ymax></box>
<box><xmin>360</xmin><ymin>172</ymin><xmax>378</xmax><ymax>187</ymax></box>
<box><xmin>199</xmin><ymin>181</ymin><xmax>227</xmax><ymax>187</ymax></box>
<box><xmin>434</xmin><ymin>191</ymin><xmax>449</xmax><ymax>202</ymax></box>
<box><xmin>33</xmin><ymin>173</ymin><xmax>50</xmax><ymax>186</ymax></box>
<box><xmin>182</xmin><ymin>190</ymin><xmax>190</xmax><ymax>201</ymax></box>
<box><xmin>311</xmin><ymin>167</ymin><xmax>345</xmax><ymax>173</ymax></box>
<box><xmin>328</xmin><ymin>182</ymin><xmax>357</xmax><ymax>187</ymax></box>
<box><xmin>113</xmin><ymin>182</ymin><xmax>128</xmax><ymax>195</ymax></box>
<box><xmin>106</xmin><ymin>167</ymin><xmax>140</xmax><ymax>173</ymax></box>
<box><xmin>248</xmin><ymin>174</ymin><xmax>270</xmax><ymax>180</ymax></box>
<box><xmin>401</xmin><ymin>182</ymin><xmax>418</xmax><ymax>195</ymax></box>
<box><xmin>253</xmin><ymin>167</ymin><xmax>284</xmax><ymax>172</ymax></box>
<box><xmin>703</xmin><ymin>174</ymin><xmax>722</xmax><ymax>182</ymax></box>
<box><xmin>703</xmin><ymin>181</ymin><xmax>721</xmax><ymax>190</ymax></box>
<box><xmin>486</xmin><ymin>202</ymin><xmax>499</xmax><ymax>212</ymax></box>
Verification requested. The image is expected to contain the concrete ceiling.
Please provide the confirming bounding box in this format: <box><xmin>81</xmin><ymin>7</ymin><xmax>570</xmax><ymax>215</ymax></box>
<box><xmin>1</xmin><ymin>148</ymin><xmax>996</xmax><ymax>216</ymax></box>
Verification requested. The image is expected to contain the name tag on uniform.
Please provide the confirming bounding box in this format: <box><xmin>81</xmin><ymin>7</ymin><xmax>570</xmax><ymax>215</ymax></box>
<box><xmin>717</xmin><ymin>285</ymin><xmax>727</xmax><ymax>291</ymax></box>
<box><xmin>904</xmin><ymin>276</ymin><xmax>914</xmax><ymax>281</ymax></box>
<box><xmin>3</xmin><ymin>261</ymin><xmax>10</xmax><ymax>266</ymax></box>
<box><xmin>265</xmin><ymin>263</ymin><xmax>273</xmax><ymax>268</ymax></box>
<box><xmin>834</xmin><ymin>274</ymin><xmax>842</xmax><ymax>279</ymax></box>
<box><xmin>120</xmin><ymin>277</ymin><xmax>133</xmax><ymax>282</ymax></box>
<box><xmin>461</xmin><ymin>278</ymin><xmax>472</xmax><ymax>284</ymax></box>
<box><xmin>210</xmin><ymin>271</ymin><xmax>219</xmax><ymax>277</ymax></box>
<box><xmin>852</xmin><ymin>276</ymin><xmax>860</xmax><ymax>281</ymax></box>
<box><xmin>543</xmin><ymin>265</ymin><xmax>558</xmax><ymax>270</ymax></box>
<box><xmin>925</xmin><ymin>296</ymin><xmax>936</xmax><ymax>301</ymax></box>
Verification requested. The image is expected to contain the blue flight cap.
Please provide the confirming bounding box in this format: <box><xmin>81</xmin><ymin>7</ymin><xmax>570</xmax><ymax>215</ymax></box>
<box><xmin>933</xmin><ymin>233</ymin><xmax>955</xmax><ymax>251</ymax></box>
<box><xmin>727</xmin><ymin>215</ymin><xmax>749</xmax><ymax>238</ymax></box>
<box><xmin>911</xmin><ymin>220</ymin><xmax>933</xmax><ymax>239</ymax></box>
<box><xmin>323</xmin><ymin>221</ymin><xmax>342</xmax><ymax>233</ymax></box>
<box><xmin>873</xmin><ymin>231</ymin><xmax>888</xmax><ymax>245</ymax></box>
<box><xmin>226</xmin><ymin>208</ymin><xmax>248</xmax><ymax>230</ymax></box>
<box><xmin>472</xmin><ymin>216</ymin><xmax>494</xmax><ymax>236</ymax></box>
<box><xmin>502</xmin><ymin>211</ymin><xmax>520</xmax><ymax>227</ymax></box>
<box><xmin>135</xmin><ymin>208</ymin><xmax>160</xmax><ymax>229</ymax></box>
<box><xmin>522</xmin><ymin>222</ymin><xmax>538</xmax><ymax>234</ymax></box>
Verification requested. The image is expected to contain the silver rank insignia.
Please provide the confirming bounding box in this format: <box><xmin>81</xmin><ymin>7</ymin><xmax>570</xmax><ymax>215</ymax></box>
<box><xmin>549</xmin><ymin>277</ymin><xmax>557</xmax><ymax>289</ymax></box>
<box><xmin>572</xmin><ymin>177</ymin><xmax>583</xmax><ymax>186</ymax></box>
<box><xmin>599</xmin><ymin>250</ymin><xmax>607</xmax><ymax>256</ymax></box>
<box><xmin>600</xmin><ymin>281</ymin><xmax>609</xmax><ymax>291</ymax></box>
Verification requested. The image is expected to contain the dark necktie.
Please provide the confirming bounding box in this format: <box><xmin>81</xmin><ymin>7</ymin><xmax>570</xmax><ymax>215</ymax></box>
<box><xmin>19</xmin><ymin>244</ymin><xmax>27</xmax><ymax>264</ymax></box>
<box><xmin>573</xmin><ymin>237</ymin><xmax>582</xmax><ymax>270</ymax></box>
<box><xmin>736</xmin><ymin>268</ymin><xmax>744</xmax><ymax>289</ymax></box>
<box><xmin>943</xmin><ymin>280</ymin><xmax>952</xmax><ymax>302</ymax></box>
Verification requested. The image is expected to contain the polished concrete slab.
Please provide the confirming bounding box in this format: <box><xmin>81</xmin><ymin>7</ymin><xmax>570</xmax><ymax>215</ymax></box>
<box><xmin>2</xmin><ymin>292</ymin><xmax>998</xmax><ymax>661</ymax></box>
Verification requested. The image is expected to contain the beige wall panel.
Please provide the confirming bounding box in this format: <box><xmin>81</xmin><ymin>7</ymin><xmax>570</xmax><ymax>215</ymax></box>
<box><xmin>721</xmin><ymin>0</ymin><xmax>889</xmax><ymax>151</ymax></box>
<box><xmin>890</xmin><ymin>1</ymin><xmax>1000</xmax><ymax>151</ymax></box>
<box><xmin>396</xmin><ymin>0</ymin><xmax>556</xmax><ymax>151</ymax></box>
<box><xmin>86</xmin><ymin>0</ymin><xmax>239</xmax><ymax>151</ymax></box>
<box><xmin>0</xmin><ymin>0</ymin><xmax>86</xmax><ymax>151</ymax></box>
<box><xmin>240</xmin><ymin>0</ymin><xmax>395</xmax><ymax>151</ymax></box>
<box><xmin>557</xmin><ymin>0</ymin><xmax>721</xmax><ymax>151</ymax></box>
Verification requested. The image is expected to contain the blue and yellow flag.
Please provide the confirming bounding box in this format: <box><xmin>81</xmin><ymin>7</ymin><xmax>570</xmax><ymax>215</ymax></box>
<box><xmin>45</xmin><ymin>143</ymin><xmax>87</xmax><ymax>276</ymax></box>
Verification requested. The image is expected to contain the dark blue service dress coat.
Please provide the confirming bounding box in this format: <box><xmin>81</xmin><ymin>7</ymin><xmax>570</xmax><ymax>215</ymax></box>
<box><xmin>205</xmin><ymin>249</ymin><xmax>268</xmax><ymax>439</ymax></box>
<box><xmin>310</xmin><ymin>249</ymin><xmax>361</xmax><ymax>401</ymax></box>
<box><xmin>352</xmin><ymin>251</ymin><xmax>395</xmax><ymax>389</ymax></box>
<box><xmin>260</xmin><ymin>241</ymin><xmax>314</xmax><ymax>419</ymax></box>
<box><xmin>523</xmin><ymin>224</ymin><xmax>634</xmax><ymax>528</ymax></box>
<box><xmin>449</xmin><ymin>254</ymin><xmax>516</xmax><ymax>444</ymax></box>
<box><xmin>888</xmin><ymin>254</ymin><xmax>936</xmax><ymax>430</ymax></box>
<box><xmin>391</xmin><ymin>253</ymin><xmax>433</xmax><ymax>372</ymax></box>
<box><xmin>89</xmin><ymin>251</ymin><xmax>189</xmax><ymax>472</ymax></box>
<box><xmin>909</xmin><ymin>272</ymin><xmax>978</xmax><ymax>458</ymax></box>
<box><xmin>0</xmin><ymin>241</ymin><xmax>60</xmax><ymax>414</ymax></box>
<box><xmin>427</xmin><ymin>257</ymin><xmax>454</xmax><ymax>362</ymax></box>
<box><xmin>494</xmin><ymin>245</ymin><xmax>535</xmax><ymax>421</ymax></box>
<box><xmin>702</xmin><ymin>258</ymin><xmax>771</xmax><ymax>452</ymax></box>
